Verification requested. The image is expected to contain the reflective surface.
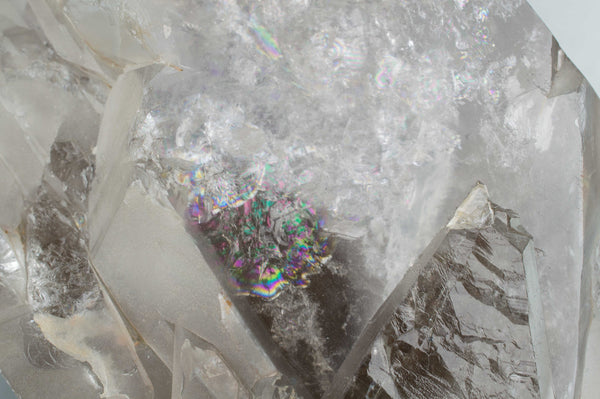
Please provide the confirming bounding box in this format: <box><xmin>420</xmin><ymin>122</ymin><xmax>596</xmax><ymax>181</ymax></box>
<box><xmin>0</xmin><ymin>0</ymin><xmax>597</xmax><ymax>398</ymax></box>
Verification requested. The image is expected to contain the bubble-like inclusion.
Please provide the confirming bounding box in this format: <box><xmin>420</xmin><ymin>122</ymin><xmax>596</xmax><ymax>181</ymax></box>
<box><xmin>182</xmin><ymin>166</ymin><xmax>330</xmax><ymax>299</ymax></box>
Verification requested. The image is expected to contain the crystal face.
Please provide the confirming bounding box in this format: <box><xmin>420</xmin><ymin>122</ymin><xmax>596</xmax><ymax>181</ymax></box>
<box><xmin>0</xmin><ymin>0</ymin><xmax>599</xmax><ymax>398</ymax></box>
<box><xmin>341</xmin><ymin>185</ymin><xmax>553</xmax><ymax>399</ymax></box>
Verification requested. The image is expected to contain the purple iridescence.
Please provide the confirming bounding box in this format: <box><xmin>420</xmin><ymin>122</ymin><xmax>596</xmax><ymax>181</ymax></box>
<box><xmin>183</xmin><ymin>166</ymin><xmax>330</xmax><ymax>299</ymax></box>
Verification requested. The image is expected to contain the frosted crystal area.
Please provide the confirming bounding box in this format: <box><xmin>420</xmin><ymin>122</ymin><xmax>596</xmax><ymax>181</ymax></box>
<box><xmin>0</xmin><ymin>0</ymin><xmax>597</xmax><ymax>398</ymax></box>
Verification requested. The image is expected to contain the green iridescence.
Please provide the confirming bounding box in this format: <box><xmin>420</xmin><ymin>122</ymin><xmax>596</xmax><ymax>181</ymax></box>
<box><xmin>198</xmin><ymin>191</ymin><xmax>330</xmax><ymax>299</ymax></box>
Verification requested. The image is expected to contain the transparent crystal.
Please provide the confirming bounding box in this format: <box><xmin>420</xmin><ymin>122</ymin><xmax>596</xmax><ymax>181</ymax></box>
<box><xmin>338</xmin><ymin>184</ymin><xmax>553</xmax><ymax>399</ymax></box>
<box><xmin>0</xmin><ymin>0</ymin><xmax>598</xmax><ymax>398</ymax></box>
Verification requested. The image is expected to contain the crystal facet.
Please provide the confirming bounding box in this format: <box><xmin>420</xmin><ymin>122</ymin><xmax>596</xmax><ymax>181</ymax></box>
<box><xmin>339</xmin><ymin>184</ymin><xmax>553</xmax><ymax>399</ymax></box>
<box><xmin>0</xmin><ymin>0</ymin><xmax>598</xmax><ymax>398</ymax></box>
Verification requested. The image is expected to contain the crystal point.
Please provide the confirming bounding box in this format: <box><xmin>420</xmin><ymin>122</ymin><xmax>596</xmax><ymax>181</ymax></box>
<box><xmin>340</xmin><ymin>185</ymin><xmax>553</xmax><ymax>399</ymax></box>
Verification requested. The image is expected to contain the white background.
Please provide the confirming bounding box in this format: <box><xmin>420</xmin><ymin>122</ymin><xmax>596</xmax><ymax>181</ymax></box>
<box><xmin>527</xmin><ymin>0</ymin><xmax>600</xmax><ymax>94</ymax></box>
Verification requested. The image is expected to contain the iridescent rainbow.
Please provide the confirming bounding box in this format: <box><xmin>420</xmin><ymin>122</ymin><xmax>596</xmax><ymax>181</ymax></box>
<box><xmin>198</xmin><ymin>192</ymin><xmax>329</xmax><ymax>299</ymax></box>
<box><xmin>250</xmin><ymin>19</ymin><xmax>283</xmax><ymax>60</ymax></box>
<box><xmin>180</xmin><ymin>162</ymin><xmax>330</xmax><ymax>299</ymax></box>
<box><xmin>183</xmin><ymin>165</ymin><xmax>263</xmax><ymax>222</ymax></box>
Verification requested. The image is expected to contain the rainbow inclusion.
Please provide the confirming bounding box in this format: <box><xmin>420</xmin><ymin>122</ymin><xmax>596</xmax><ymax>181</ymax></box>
<box><xmin>250</xmin><ymin>18</ymin><xmax>283</xmax><ymax>60</ymax></box>
<box><xmin>183</xmin><ymin>167</ymin><xmax>330</xmax><ymax>299</ymax></box>
<box><xmin>183</xmin><ymin>166</ymin><xmax>262</xmax><ymax>222</ymax></box>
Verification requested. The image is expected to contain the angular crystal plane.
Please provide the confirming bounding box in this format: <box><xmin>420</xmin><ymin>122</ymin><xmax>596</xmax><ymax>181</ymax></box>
<box><xmin>338</xmin><ymin>184</ymin><xmax>553</xmax><ymax>399</ymax></box>
<box><xmin>0</xmin><ymin>0</ymin><xmax>598</xmax><ymax>398</ymax></box>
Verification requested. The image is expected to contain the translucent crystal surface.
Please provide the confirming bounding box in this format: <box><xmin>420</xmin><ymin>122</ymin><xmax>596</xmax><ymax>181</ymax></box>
<box><xmin>0</xmin><ymin>0</ymin><xmax>598</xmax><ymax>398</ymax></box>
<box><xmin>91</xmin><ymin>181</ymin><xmax>284</xmax><ymax>396</ymax></box>
<box><xmin>339</xmin><ymin>185</ymin><xmax>553</xmax><ymax>398</ymax></box>
<box><xmin>22</xmin><ymin>118</ymin><xmax>153</xmax><ymax>398</ymax></box>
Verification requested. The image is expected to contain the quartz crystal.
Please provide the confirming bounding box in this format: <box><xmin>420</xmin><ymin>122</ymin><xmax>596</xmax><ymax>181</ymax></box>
<box><xmin>0</xmin><ymin>0</ymin><xmax>598</xmax><ymax>398</ymax></box>
<box><xmin>339</xmin><ymin>184</ymin><xmax>553</xmax><ymax>399</ymax></box>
